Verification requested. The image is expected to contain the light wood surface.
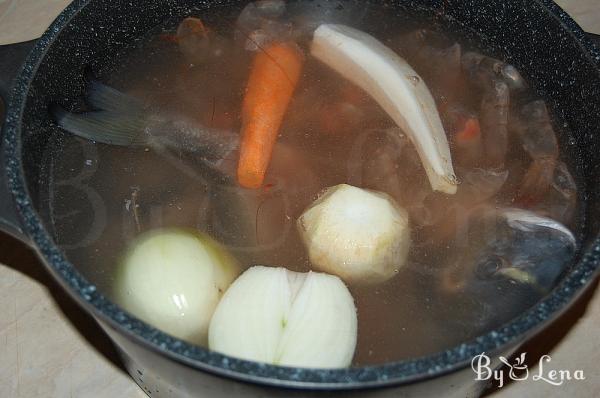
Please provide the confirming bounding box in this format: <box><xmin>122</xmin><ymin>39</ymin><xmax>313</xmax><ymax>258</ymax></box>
<box><xmin>0</xmin><ymin>1</ymin><xmax>599</xmax><ymax>397</ymax></box>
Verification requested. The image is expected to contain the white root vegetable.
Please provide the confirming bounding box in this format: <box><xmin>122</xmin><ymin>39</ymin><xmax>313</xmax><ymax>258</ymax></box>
<box><xmin>298</xmin><ymin>184</ymin><xmax>411</xmax><ymax>284</ymax></box>
<box><xmin>311</xmin><ymin>24</ymin><xmax>458</xmax><ymax>194</ymax></box>
<box><xmin>209</xmin><ymin>266</ymin><xmax>357</xmax><ymax>368</ymax></box>
<box><xmin>116</xmin><ymin>229</ymin><xmax>239</xmax><ymax>345</ymax></box>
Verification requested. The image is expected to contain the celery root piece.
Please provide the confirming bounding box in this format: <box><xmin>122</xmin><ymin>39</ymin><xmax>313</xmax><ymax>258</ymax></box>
<box><xmin>298</xmin><ymin>184</ymin><xmax>411</xmax><ymax>284</ymax></box>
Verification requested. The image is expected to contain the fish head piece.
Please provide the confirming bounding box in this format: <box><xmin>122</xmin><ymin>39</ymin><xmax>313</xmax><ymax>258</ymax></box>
<box><xmin>437</xmin><ymin>207</ymin><xmax>577</xmax><ymax>331</ymax></box>
<box><xmin>470</xmin><ymin>208</ymin><xmax>577</xmax><ymax>293</ymax></box>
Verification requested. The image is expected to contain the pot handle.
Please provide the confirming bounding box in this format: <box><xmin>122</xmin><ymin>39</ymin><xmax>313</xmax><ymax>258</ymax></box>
<box><xmin>0</xmin><ymin>40</ymin><xmax>36</xmax><ymax>244</ymax></box>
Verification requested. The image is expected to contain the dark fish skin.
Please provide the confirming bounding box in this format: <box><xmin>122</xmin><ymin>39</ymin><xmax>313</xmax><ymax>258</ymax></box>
<box><xmin>500</xmin><ymin>64</ymin><xmax>527</xmax><ymax>92</ymax></box>
<box><xmin>440</xmin><ymin>207</ymin><xmax>576</xmax><ymax>296</ymax></box>
<box><xmin>518</xmin><ymin>101</ymin><xmax>559</xmax><ymax>161</ymax></box>
<box><xmin>436</xmin><ymin>207</ymin><xmax>576</xmax><ymax>331</ymax></box>
<box><xmin>532</xmin><ymin>162</ymin><xmax>577</xmax><ymax>226</ymax></box>
<box><xmin>143</xmin><ymin>115</ymin><xmax>239</xmax><ymax>160</ymax></box>
<box><xmin>52</xmin><ymin>81</ymin><xmax>240</xmax><ymax>178</ymax></box>
<box><xmin>514</xmin><ymin>100</ymin><xmax>560</xmax><ymax>203</ymax></box>
<box><xmin>480</xmin><ymin>80</ymin><xmax>510</xmax><ymax>168</ymax></box>
<box><xmin>462</xmin><ymin>52</ymin><xmax>503</xmax><ymax>91</ymax></box>
<box><xmin>461</xmin><ymin>51</ymin><xmax>559</xmax><ymax>200</ymax></box>
<box><xmin>461</xmin><ymin>51</ymin><xmax>526</xmax><ymax>92</ymax></box>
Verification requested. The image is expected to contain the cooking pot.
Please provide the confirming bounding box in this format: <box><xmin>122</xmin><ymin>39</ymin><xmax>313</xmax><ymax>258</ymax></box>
<box><xmin>1</xmin><ymin>1</ymin><xmax>600</xmax><ymax>397</ymax></box>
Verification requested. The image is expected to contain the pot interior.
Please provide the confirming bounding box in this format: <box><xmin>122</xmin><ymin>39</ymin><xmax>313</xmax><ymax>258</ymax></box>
<box><xmin>11</xmin><ymin>0</ymin><xmax>600</xmax><ymax>378</ymax></box>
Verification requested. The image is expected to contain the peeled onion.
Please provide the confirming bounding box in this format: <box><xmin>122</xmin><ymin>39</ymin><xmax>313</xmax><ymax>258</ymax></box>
<box><xmin>116</xmin><ymin>229</ymin><xmax>239</xmax><ymax>345</ymax></box>
<box><xmin>209</xmin><ymin>266</ymin><xmax>357</xmax><ymax>368</ymax></box>
<box><xmin>298</xmin><ymin>184</ymin><xmax>411</xmax><ymax>284</ymax></box>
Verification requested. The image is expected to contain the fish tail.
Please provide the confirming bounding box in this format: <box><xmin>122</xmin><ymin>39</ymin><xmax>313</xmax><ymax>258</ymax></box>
<box><xmin>51</xmin><ymin>104</ymin><xmax>148</xmax><ymax>146</ymax></box>
<box><xmin>51</xmin><ymin>81</ymin><xmax>149</xmax><ymax>146</ymax></box>
<box><xmin>86</xmin><ymin>80</ymin><xmax>145</xmax><ymax>114</ymax></box>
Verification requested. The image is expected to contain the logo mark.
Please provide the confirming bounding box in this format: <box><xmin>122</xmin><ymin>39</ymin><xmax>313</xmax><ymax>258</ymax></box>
<box><xmin>471</xmin><ymin>352</ymin><xmax>585</xmax><ymax>388</ymax></box>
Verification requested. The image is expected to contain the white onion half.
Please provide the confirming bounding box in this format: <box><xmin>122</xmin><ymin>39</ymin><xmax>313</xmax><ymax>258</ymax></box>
<box><xmin>209</xmin><ymin>266</ymin><xmax>357</xmax><ymax>368</ymax></box>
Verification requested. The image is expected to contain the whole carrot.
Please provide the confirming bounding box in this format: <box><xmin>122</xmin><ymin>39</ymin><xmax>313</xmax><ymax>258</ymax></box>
<box><xmin>237</xmin><ymin>42</ymin><xmax>304</xmax><ymax>189</ymax></box>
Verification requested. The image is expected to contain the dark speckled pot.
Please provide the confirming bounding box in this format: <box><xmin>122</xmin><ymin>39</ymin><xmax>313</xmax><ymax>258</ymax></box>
<box><xmin>1</xmin><ymin>1</ymin><xmax>600</xmax><ymax>397</ymax></box>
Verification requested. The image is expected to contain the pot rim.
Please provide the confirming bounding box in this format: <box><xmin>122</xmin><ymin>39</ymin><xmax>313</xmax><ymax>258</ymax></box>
<box><xmin>3</xmin><ymin>0</ymin><xmax>600</xmax><ymax>390</ymax></box>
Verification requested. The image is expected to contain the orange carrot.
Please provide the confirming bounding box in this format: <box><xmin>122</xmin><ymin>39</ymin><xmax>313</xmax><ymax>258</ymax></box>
<box><xmin>453</xmin><ymin>116</ymin><xmax>483</xmax><ymax>167</ymax></box>
<box><xmin>455</xmin><ymin>118</ymin><xmax>481</xmax><ymax>143</ymax></box>
<box><xmin>237</xmin><ymin>42</ymin><xmax>304</xmax><ymax>189</ymax></box>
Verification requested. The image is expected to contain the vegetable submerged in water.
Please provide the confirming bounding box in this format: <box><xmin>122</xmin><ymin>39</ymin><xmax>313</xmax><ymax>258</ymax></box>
<box><xmin>116</xmin><ymin>229</ymin><xmax>239</xmax><ymax>345</ymax></box>
<box><xmin>237</xmin><ymin>41</ymin><xmax>305</xmax><ymax>189</ymax></box>
<box><xmin>311</xmin><ymin>24</ymin><xmax>458</xmax><ymax>194</ymax></box>
<box><xmin>209</xmin><ymin>266</ymin><xmax>357</xmax><ymax>368</ymax></box>
<box><xmin>298</xmin><ymin>184</ymin><xmax>411</xmax><ymax>284</ymax></box>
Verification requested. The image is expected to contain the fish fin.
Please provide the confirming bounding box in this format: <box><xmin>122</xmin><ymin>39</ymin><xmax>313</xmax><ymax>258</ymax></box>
<box><xmin>51</xmin><ymin>104</ymin><xmax>148</xmax><ymax>146</ymax></box>
<box><xmin>86</xmin><ymin>80</ymin><xmax>145</xmax><ymax>114</ymax></box>
<box><xmin>502</xmin><ymin>208</ymin><xmax>577</xmax><ymax>246</ymax></box>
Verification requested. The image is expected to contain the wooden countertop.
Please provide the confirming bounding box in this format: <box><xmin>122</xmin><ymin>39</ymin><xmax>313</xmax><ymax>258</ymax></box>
<box><xmin>0</xmin><ymin>1</ymin><xmax>598</xmax><ymax>397</ymax></box>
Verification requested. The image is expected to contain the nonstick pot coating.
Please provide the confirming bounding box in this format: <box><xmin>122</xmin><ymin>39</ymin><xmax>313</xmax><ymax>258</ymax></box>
<box><xmin>2</xmin><ymin>0</ymin><xmax>600</xmax><ymax>390</ymax></box>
